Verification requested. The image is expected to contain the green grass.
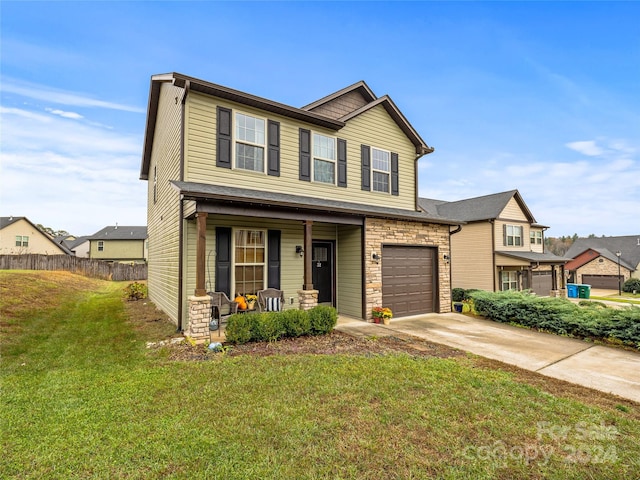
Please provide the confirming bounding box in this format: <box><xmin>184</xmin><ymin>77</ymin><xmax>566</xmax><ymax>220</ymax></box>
<box><xmin>590</xmin><ymin>295</ymin><xmax>640</xmax><ymax>306</ymax></box>
<box><xmin>2</xmin><ymin>271</ymin><xmax>640</xmax><ymax>479</ymax></box>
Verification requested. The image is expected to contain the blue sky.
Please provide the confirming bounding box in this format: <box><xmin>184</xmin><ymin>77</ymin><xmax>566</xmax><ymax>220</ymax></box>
<box><xmin>1</xmin><ymin>1</ymin><xmax>638</xmax><ymax>237</ymax></box>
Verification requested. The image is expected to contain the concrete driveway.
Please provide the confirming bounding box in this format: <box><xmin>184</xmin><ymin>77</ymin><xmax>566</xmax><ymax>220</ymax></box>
<box><xmin>337</xmin><ymin>313</ymin><xmax>640</xmax><ymax>403</ymax></box>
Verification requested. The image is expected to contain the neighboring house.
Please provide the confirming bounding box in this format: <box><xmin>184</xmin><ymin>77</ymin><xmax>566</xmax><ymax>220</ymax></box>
<box><xmin>88</xmin><ymin>226</ymin><xmax>148</xmax><ymax>264</ymax></box>
<box><xmin>0</xmin><ymin>216</ymin><xmax>70</xmax><ymax>255</ymax></box>
<box><xmin>419</xmin><ymin>190</ymin><xmax>567</xmax><ymax>296</ymax></box>
<box><xmin>565</xmin><ymin>236</ymin><xmax>640</xmax><ymax>288</ymax></box>
<box><xmin>140</xmin><ymin>72</ymin><xmax>461</xmax><ymax>338</ymax></box>
<box><xmin>66</xmin><ymin>236</ymin><xmax>91</xmax><ymax>258</ymax></box>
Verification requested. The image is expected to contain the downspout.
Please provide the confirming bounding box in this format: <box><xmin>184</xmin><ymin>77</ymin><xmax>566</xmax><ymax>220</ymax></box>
<box><xmin>490</xmin><ymin>219</ymin><xmax>496</xmax><ymax>291</ymax></box>
<box><xmin>414</xmin><ymin>146</ymin><xmax>434</xmax><ymax>211</ymax></box>
<box><xmin>176</xmin><ymin>80</ymin><xmax>190</xmax><ymax>332</ymax></box>
<box><xmin>448</xmin><ymin>224</ymin><xmax>462</xmax><ymax>309</ymax></box>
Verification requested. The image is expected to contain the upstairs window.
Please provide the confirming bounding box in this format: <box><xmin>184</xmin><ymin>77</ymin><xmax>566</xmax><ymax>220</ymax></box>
<box><xmin>15</xmin><ymin>236</ymin><xmax>29</xmax><ymax>247</ymax></box>
<box><xmin>235</xmin><ymin>113</ymin><xmax>265</xmax><ymax>173</ymax></box>
<box><xmin>312</xmin><ymin>133</ymin><xmax>336</xmax><ymax>184</ymax></box>
<box><xmin>98</xmin><ymin>241</ymin><xmax>104</xmax><ymax>252</ymax></box>
<box><xmin>505</xmin><ymin>225</ymin><xmax>523</xmax><ymax>246</ymax></box>
<box><xmin>530</xmin><ymin>230</ymin><xmax>542</xmax><ymax>245</ymax></box>
<box><xmin>371</xmin><ymin>147</ymin><xmax>391</xmax><ymax>193</ymax></box>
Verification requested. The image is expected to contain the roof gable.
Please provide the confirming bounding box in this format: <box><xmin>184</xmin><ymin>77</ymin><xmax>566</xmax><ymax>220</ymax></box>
<box><xmin>419</xmin><ymin>190</ymin><xmax>536</xmax><ymax>223</ymax></box>
<box><xmin>301</xmin><ymin>80</ymin><xmax>376</xmax><ymax>119</ymax></box>
<box><xmin>566</xmin><ymin>236</ymin><xmax>640</xmax><ymax>271</ymax></box>
<box><xmin>0</xmin><ymin>216</ymin><xmax>71</xmax><ymax>254</ymax></box>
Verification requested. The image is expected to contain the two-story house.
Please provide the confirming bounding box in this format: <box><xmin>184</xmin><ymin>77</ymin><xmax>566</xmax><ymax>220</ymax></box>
<box><xmin>140</xmin><ymin>73</ymin><xmax>461</xmax><ymax>339</ymax></box>
<box><xmin>0</xmin><ymin>216</ymin><xmax>70</xmax><ymax>255</ymax></box>
<box><xmin>88</xmin><ymin>226</ymin><xmax>148</xmax><ymax>264</ymax></box>
<box><xmin>419</xmin><ymin>190</ymin><xmax>567</xmax><ymax>296</ymax></box>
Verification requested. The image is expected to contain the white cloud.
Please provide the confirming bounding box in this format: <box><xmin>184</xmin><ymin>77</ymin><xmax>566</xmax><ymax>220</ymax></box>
<box><xmin>1</xmin><ymin>77</ymin><xmax>145</xmax><ymax>113</ymax></box>
<box><xmin>565</xmin><ymin>140</ymin><xmax>604</xmax><ymax>156</ymax></box>
<box><xmin>45</xmin><ymin>108</ymin><xmax>84</xmax><ymax>120</ymax></box>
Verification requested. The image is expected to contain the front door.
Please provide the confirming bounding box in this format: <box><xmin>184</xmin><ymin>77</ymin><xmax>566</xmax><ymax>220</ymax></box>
<box><xmin>312</xmin><ymin>241</ymin><xmax>334</xmax><ymax>305</ymax></box>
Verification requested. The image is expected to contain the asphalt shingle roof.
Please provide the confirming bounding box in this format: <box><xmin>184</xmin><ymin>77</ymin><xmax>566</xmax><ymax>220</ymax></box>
<box><xmin>565</xmin><ymin>237</ymin><xmax>640</xmax><ymax>272</ymax></box>
<box><xmin>89</xmin><ymin>226</ymin><xmax>147</xmax><ymax>240</ymax></box>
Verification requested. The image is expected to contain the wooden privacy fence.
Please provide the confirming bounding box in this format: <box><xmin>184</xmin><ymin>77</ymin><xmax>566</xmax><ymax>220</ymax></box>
<box><xmin>0</xmin><ymin>255</ymin><xmax>147</xmax><ymax>281</ymax></box>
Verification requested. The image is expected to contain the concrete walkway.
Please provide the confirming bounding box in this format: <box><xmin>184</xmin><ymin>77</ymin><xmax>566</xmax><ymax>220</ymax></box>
<box><xmin>336</xmin><ymin>313</ymin><xmax>640</xmax><ymax>403</ymax></box>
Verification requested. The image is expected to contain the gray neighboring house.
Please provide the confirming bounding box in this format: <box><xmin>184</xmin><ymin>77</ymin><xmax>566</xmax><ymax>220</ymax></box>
<box><xmin>88</xmin><ymin>226</ymin><xmax>148</xmax><ymax>264</ymax></box>
<box><xmin>419</xmin><ymin>190</ymin><xmax>568</xmax><ymax>296</ymax></box>
<box><xmin>565</xmin><ymin>236</ymin><xmax>640</xmax><ymax>288</ymax></box>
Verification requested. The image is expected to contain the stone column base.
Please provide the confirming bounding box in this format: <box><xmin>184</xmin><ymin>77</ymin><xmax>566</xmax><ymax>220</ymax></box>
<box><xmin>185</xmin><ymin>295</ymin><xmax>211</xmax><ymax>343</ymax></box>
<box><xmin>298</xmin><ymin>289</ymin><xmax>319</xmax><ymax>311</ymax></box>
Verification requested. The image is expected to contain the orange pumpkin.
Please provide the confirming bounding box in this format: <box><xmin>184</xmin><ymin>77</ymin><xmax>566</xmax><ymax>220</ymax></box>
<box><xmin>235</xmin><ymin>295</ymin><xmax>247</xmax><ymax>310</ymax></box>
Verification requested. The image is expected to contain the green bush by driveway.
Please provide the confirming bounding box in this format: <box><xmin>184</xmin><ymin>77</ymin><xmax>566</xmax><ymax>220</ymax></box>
<box><xmin>470</xmin><ymin>290</ymin><xmax>640</xmax><ymax>349</ymax></box>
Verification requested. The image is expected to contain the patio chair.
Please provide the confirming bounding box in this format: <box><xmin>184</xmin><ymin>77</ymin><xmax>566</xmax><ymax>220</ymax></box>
<box><xmin>207</xmin><ymin>291</ymin><xmax>238</xmax><ymax>337</ymax></box>
<box><xmin>257</xmin><ymin>288</ymin><xmax>285</xmax><ymax>312</ymax></box>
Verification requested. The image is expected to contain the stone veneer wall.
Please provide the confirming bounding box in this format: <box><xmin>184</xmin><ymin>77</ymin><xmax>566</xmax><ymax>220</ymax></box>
<box><xmin>577</xmin><ymin>258</ymin><xmax>630</xmax><ymax>284</ymax></box>
<box><xmin>364</xmin><ymin>218</ymin><xmax>451</xmax><ymax>320</ymax></box>
<box><xmin>185</xmin><ymin>295</ymin><xmax>211</xmax><ymax>343</ymax></box>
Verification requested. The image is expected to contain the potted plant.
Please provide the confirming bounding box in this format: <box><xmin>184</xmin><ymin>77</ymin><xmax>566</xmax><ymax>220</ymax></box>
<box><xmin>245</xmin><ymin>294</ymin><xmax>258</xmax><ymax>310</ymax></box>
<box><xmin>372</xmin><ymin>307</ymin><xmax>393</xmax><ymax>325</ymax></box>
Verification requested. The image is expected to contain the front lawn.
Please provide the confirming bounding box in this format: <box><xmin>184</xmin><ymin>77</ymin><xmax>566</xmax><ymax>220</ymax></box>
<box><xmin>2</xmin><ymin>271</ymin><xmax>639</xmax><ymax>479</ymax></box>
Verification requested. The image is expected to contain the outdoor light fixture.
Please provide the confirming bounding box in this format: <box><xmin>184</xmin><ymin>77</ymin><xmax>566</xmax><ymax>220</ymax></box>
<box><xmin>616</xmin><ymin>250</ymin><xmax>622</xmax><ymax>296</ymax></box>
<box><xmin>372</xmin><ymin>252</ymin><xmax>381</xmax><ymax>263</ymax></box>
<box><xmin>296</xmin><ymin>245</ymin><xmax>304</xmax><ymax>257</ymax></box>
<box><xmin>443</xmin><ymin>254</ymin><xmax>450</xmax><ymax>263</ymax></box>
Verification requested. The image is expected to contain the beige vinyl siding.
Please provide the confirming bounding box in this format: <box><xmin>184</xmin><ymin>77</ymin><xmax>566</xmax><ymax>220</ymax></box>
<box><xmin>0</xmin><ymin>219</ymin><xmax>67</xmax><ymax>255</ymax></box>
<box><xmin>146</xmin><ymin>83</ymin><xmax>183</xmax><ymax>325</ymax></box>
<box><xmin>500</xmin><ymin>198</ymin><xmax>528</xmax><ymax>221</ymax></box>
<box><xmin>90</xmin><ymin>239</ymin><xmax>145</xmax><ymax>261</ymax></box>
<box><xmin>337</xmin><ymin>225</ymin><xmax>362</xmax><ymax>318</ymax></box>
<box><xmin>450</xmin><ymin>222</ymin><xmax>494</xmax><ymax>291</ymax></box>
<box><xmin>494</xmin><ymin>220</ymin><xmax>534</xmax><ymax>252</ymax></box>
<box><xmin>530</xmin><ymin>228</ymin><xmax>544</xmax><ymax>253</ymax></box>
<box><xmin>184</xmin><ymin>93</ymin><xmax>417</xmax><ymax>212</ymax></box>
<box><xmin>495</xmin><ymin>253</ymin><xmax>529</xmax><ymax>267</ymax></box>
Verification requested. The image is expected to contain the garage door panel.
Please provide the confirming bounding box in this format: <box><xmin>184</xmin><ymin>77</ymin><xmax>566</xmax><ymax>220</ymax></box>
<box><xmin>382</xmin><ymin>246</ymin><xmax>436</xmax><ymax>317</ymax></box>
<box><xmin>531</xmin><ymin>272</ymin><xmax>552</xmax><ymax>296</ymax></box>
<box><xmin>582</xmin><ymin>275</ymin><xmax>622</xmax><ymax>289</ymax></box>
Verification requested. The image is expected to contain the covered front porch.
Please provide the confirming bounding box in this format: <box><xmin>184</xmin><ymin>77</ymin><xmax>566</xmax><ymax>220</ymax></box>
<box><xmin>495</xmin><ymin>251</ymin><xmax>568</xmax><ymax>297</ymax></box>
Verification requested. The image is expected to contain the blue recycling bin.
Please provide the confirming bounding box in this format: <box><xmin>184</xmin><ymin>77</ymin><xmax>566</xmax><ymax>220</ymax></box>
<box><xmin>567</xmin><ymin>284</ymin><xmax>578</xmax><ymax>298</ymax></box>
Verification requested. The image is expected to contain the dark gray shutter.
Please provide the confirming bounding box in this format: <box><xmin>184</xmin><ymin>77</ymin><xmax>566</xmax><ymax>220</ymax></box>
<box><xmin>267</xmin><ymin>120</ymin><xmax>280</xmax><ymax>176</ymax></box>
<box><xmin>361</xmin><ymin>145</ymin><xmax>370</xmax><ymax>191</ymax></box>
<box><xmin>215</xmin><ymin>227</ymin><xmax>232</xmax><ymax>297</ymax></box>
<box><xmin>299</xmin><ymin>128</ymin><xmax>311</xmax><ymax>181</ymax></box>
<box><xmin>216</xmin><ymin>107</ymin><xmax>232</xmax><ymax>169</ymax></box>
<box><xmin>391</xmin><ymin>152</ymin><xmax>399</xmax><ymax>196</ymax></box>
<box><xmin>267</xmin><ymin>230</ymin><xmax>281</xmax><ymax>289</ymax></box>
<box><xmin>337</xmin><ymin>138</ymin><xmax>347</xmax><ymax>187</ymax></box>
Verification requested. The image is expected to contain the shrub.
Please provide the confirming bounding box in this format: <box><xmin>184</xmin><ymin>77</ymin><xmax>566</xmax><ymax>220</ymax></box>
<box><xmin>254</xmin><ymin>312</ymin><xmax>287</xmax><ymax>342</ymax></box>
<box><xmin>308</xmin><ymin>306</ymin><xmax>338</xmax><ymax>335</ymax></box>
<box><xmin>623</xmin><ymin>278</ymin><xmax>640</xmax><ymax>293</ymax></box>
<box><xmin>452</xmin><ymin>288</ymin><xmax>465</xmax><ymax>302</ymax></box>
<box><xmin>225</xmin><ymin>313</ymin><xmax>258</xmax><ymax>344</ymax></box>
<box><xmin>224</xmin><ymin>306</ymin><xmax>337</xmax><ymax>344</ymax></box>
<box><xmin>280</xmin><ymin>309</ymin><xmax>311</xmax><ymax>338</ymax></box>
<box><xmin>124</xmin><ymin>282</ymin><xmax>147</xmax><ymax>300</ymax></box>
<box><xmin>467</xmin><ymin>290</ymin><xmax>640</xmax><ymax>348</ymax></box>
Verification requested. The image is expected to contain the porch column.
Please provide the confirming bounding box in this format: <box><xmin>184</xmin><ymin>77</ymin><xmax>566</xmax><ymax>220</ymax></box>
<box><xmin>303</xmin><ymin>220</ymin><xmax>313</xmax><ymax>290</ymax></box>
<box><xmin>195</xmin><ymin>212</ymin><xmax>208</xmax><ymax>296</ymax></box>
<box><xmin>551</xmin><ymin>265</ymin><xmax>557</xmax><ymax>291</ymax></box>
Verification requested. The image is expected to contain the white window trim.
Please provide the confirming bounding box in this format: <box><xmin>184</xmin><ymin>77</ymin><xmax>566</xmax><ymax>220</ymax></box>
<box><xmin>530</xmin><ymin>230</ymin><xmax>542</xmax><ymax>245</ymax></box>
<box><xmin>233</xmin><ymin>111</ymin><xmax>267</xmax><ymax>174</ymax></box>
<box><xmin>501</xmin><ymin>271</ymin><xmax>518</xmax><ymax>291</ymax></box>
<box><xmin>231</xmin><ymin>227</ymin><xmax>267</xmax><ymax>297</ymax></box>
<box><xmin>371</xmin><ymin>146</ymin><xmax>391</xmax><ymax>194</ymax></box>
<box><xmin>15</xmin><ymin>235</ymin><xmax>29</xmax><ymax>247</ymax></box>
<box><xmin>505</xmin><ymin>225</ymin><xmax>523</xmax><ymax>247</ymax></box>
<box><xmin>312</xmin><ymin>132</ymin><xmax>337</xmax><ymax>185</ymax></box>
